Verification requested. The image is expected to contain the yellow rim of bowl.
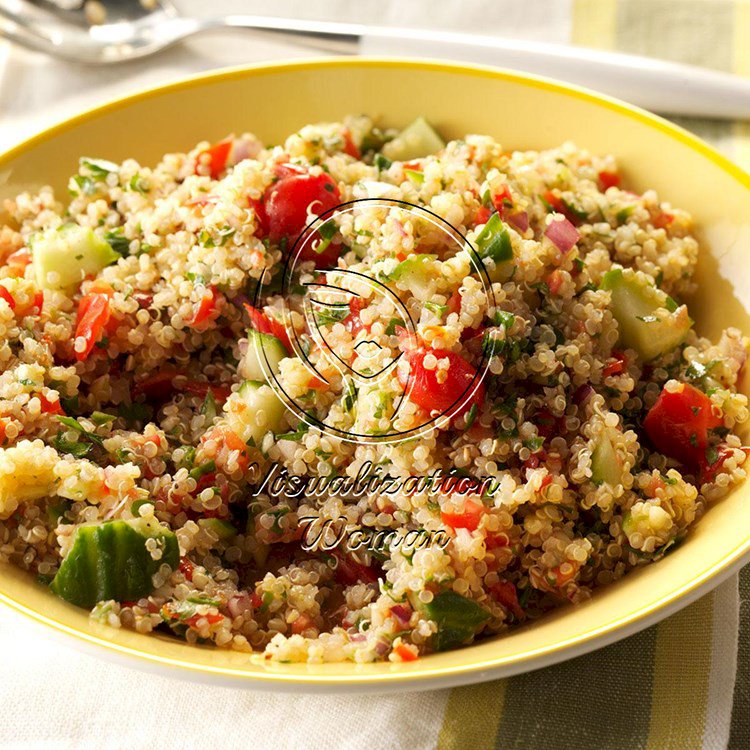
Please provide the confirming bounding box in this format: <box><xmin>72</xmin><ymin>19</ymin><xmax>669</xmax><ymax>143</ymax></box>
<box><xmin>1</xmin><ymin>57</ymin><xmax>750</xmax><ymax>687</ymax></box>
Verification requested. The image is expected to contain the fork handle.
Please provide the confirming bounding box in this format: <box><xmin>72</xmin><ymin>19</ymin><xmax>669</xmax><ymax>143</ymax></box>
<box><xmin>211</xmin><ymin>15</ymin><xmax>750</xmax><ymax>119</ymax></box>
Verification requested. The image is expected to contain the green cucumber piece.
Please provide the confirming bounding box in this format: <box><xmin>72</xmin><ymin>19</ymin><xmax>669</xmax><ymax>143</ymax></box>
<box><xmin>226</xmin><ymin>380</ymin><xmax>286</xmax><ymax>444</ymax></box>
<box><xmin>198</xmin><ymin>518</ymin><xmax>237</xmax><ymax>540</ymax></box>
<box><xmin>475</xmin><ymin>214</ymin><xmax>513</xmax><ymax>263</ymax></box>
<box><xmin>382</xmin><ymin>117</ymin><xmax>445</xmax><ymax>161</ymax></box>
<box><xmin>600</xmin><ymin>268</ymin><xmax>691</xmax><ymax>361</ymax></box>
<box><xmin>389</xmin><ymin>253</ymin><xmax>437</xmax><ymax>299</ymax></box>
<box><xmin>240</xmin><ymin>330</ymin><xmax>288</xmax><ymax>382</ymax></box>
<box><xmin>31</xmin><ymin>223</ymin><xmax>120</xmax><ymax>292</ymax></box>
<box><xmin>50</xmin><ymin>517</ymin><xmax>178</xmax><ymax>609</ymax></box>
<box><xmin>414</xmin><ymin>590</ymin><xmax>490</xmax><ymax>652</ymax></box>
<box><xmin>591</xmin><ymin>432</ymin><xmax>623</xmax><ymax>486</ymax></box>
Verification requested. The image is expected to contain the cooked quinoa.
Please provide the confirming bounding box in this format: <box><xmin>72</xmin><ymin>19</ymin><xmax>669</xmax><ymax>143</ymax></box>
<box><xmin>0</xmin><ymin>115</ymin><xmax>747</xmax><ymax>664</ymax></box>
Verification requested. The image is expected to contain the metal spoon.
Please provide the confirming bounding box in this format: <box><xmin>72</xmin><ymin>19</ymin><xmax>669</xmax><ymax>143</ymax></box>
<box><xmin>2</xmin><ymin>0</ymin><xmax>750</xmax><ymax>119</ymax></box>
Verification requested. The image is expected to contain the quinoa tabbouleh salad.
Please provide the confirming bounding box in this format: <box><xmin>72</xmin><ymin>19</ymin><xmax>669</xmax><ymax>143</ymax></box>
<box><xmin>0</xmin><ymin>114</ymin><xmax>747</xmax><ymax>664</ymax></box>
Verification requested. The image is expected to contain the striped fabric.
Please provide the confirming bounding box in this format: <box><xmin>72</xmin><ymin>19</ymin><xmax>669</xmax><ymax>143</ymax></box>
<box><xmin>437</xmin><ymin>3</ymin><xmax>750</xmax><ymax>748</ymax></box>
<box><xmin>0</xmin><ymin>3</ymin><xmax>749</xmax><ymax>749</ymax></box>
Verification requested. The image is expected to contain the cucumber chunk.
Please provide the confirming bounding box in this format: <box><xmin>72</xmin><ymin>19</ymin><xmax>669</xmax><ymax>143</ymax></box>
<box><xmin>31</xmin><ymin>223</ymin><xmax>120</xmax><ymax>292</ymax></box>
<box><xmin>198</xmin><ymin>518</ymin><xmax>237</xmax><ymax>541</ymax></box>
<box><xmin>50</xmin><ymin>517</ymin><xmax>178</xmax><ymax>608</ymax></box>
<box><xmin>389</xmin><ymin>253</ymin><xmax>437</xmax><ymax>299</ymax></box>
<box><xmin>226</xmin><ymin>380</ymin><xmax>286</xmax><ymax>445</ymax></box>
<box><xmin>239</xmin><ymin>330</ymin><xmax>288</xmax><ymax>382</ymax></box>
<box><xmin>591</xmin><ymin>432</ymin><xmax>623</xmax><ymax>486</ymax></box>
<box><xmin>474</xmin><ymin>214</ymin><xmax>514</xmax><ymax>280</ymax></box>
<box><xmin>382</xmin><ymin>117</ymin><xmax>445</xmax><ymax>161</ymax></box>
<box><xmin>412</xmin><ymin>590</ymin><xmax>490</xmax><ymax>652</ymax></box>
<box><xmin>600</xmin><ymin>268</ymin><xmax>691</xmax><ymax>361</ymax></box>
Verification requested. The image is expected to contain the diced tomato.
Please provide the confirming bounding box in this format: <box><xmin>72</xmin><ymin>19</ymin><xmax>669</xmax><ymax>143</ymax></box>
<box><xmin>397</xmin><ymin>343</ymin><xmax>485</xmax><ymax>419</ymax></box>
<box><xmin>6</xmin><ymin>248</ymin><xmax>31</xmax><ymax>268</ymax></box>
<box><xmin>0</xmin><ymin>286</ymin><xmax>15</xmax><ymax>310</ymax></box>
<box><xmin>250</xmin><ymin>592</ymin><xmax>263</xmax><ymax>609</ymax></box>
<box><xmin>446</xmin><ymin>290</ymin><xmax>462</xmax><ymax>317</ymax></box>
<box><xmin>74</xmin><ymin>287</ymin><xmax>113</xmax><ymax>361</ymax></box>
<box><xmin>543</xmin><ymin>190</ymin><xmax>581</xmax><ymax>226</ymax></box>
<box><xmin>644</xmin><ymin>383</ymin><xmax>722</xmax><ymax>468</ymax></box>
<box><xmin>205</xmin><ymin>425</ymin><xmax>251</xmax><ymax>474</ymax></box>
<box><xmin>440</xmin><ymin>498</ymin><xmax>486</xmax><ymax>531</ymax></box>
<box><xmin>183</xmin><ymin>381</ymin><xmax>232</xmax><ymax>402</ymax></box>
<box><xmin>546</xmin><ymin>269</ymin><xmax>564</xmax><ymax>296</ymax></box>
<box><xmin>701</xmin><ymin>444</ymin><xmax>750</xmax><ymax>483</ymax></box>
<box><xmin>186</xmin><ymin>611</ymin><xmax>224</xmax><ymax>628</ymax></box>
<box><xmin>393</xmin><ymin>643</ymin><xmax>418</xmax><ymax>662</ymax></box>
<box><xmin>39</xmin><ymin>393</ymin><xmax>64</xmax><ymax>415</ymax></box>
<box><xmin>475</xmin><ymin>206</ymin><xmax>492</xmax><ymax>226</ymax></box>
<box><xmin>196</xmin><ymin>137</ymin><xmax>233</xmax><ymax>180</ymax></box>
<box><xmin>179</xmin><ymin>556</ymin><xmax>195</xmax><ymax>582</ymax></box>
<box><xmin>33</xmin><ymin>290</ymin><xmax>44</xmax><ymax>314</ymax></box>
<box><xmin>263</xmin><ymin>171</ymin><xmax>342</xmax><ymax>266</ymax></box>
<box><xmin>535</xmin><ymin>409</ymin><xmax>558</xmax><ymax>439</ymax></box>
<box><xmin>653</xmin><ymin>211</ymin><xmax>674</xmax><ymax>230</ymax></box>
<box><xmin>598</xmin><ymin>170</ymin><xmax>621</xmax><ymax>190</ymax></box>
<box><xmin>342</xmin><ymin>130</ymin><xmax>360</xmax><ymax>159</ymax></box>
<box><xmin>134</xmin><ymin>369</ymin><xmax>179</xmax><ymax>400</ymax></box>
<box><xmin>343</xmin><ymin>297</ymin><xmax>367</xmax><ymax>335</ymax></box>
<box><xmin>291</xmin><ymin>614</ymin><xmax>315</xmax><ymax>635</ymax></box>
<box><xmin>186</xmin><ymin>194</ymin><xmax>219</xmax><ymax>208</ymax></box>
<box><xmin>539</xmin><ymin>474</ymin><xmax>553</xmax><ymax>492</ymax></box>
<box><xmin>602</xmin><ymin>350</ymin><xmax>627</xmax><ymax>378</ymax></box>
<box><xmin>248</xmin><ymin>197</ymin><xmax>269</xmax><ymax>238</ymax></box>
<box><xmin>243</xmin><ymin>303</ymin><xmax>292</xmax><ymax>353</ymax></box>
<box><xmin>490</xmin><ymin>580</ymin><xmax>525</xmax><ymax>620</ymax></box>
<box><xmin>333</xmin><ymin>552</ymin><xmax>380</xmax><ymax>586</ymax></box>
<box><xmin>190</xmin><ymin>287</ymin><xmax>221</xmax><ymax>329</ymax></box>
<box><xmin>485</xmin><ymin>532</ymin><xmax>510</xmax><ymax>549</ymax></box>
<box><xmin>492</xmin><ymin>184</ymin><xmax>513</xmax><ymax>216</ymax></box>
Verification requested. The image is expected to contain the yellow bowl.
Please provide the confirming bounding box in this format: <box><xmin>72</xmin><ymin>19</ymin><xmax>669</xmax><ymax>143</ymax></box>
<box><xmin>2</xmin><ymin>58</ymin><xmax>750</xmax><ymax>693</ymax></box>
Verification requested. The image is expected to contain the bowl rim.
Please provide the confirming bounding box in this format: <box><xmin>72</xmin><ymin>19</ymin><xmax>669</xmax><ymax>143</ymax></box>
<box><xmin>2</xmin><ymin>56</ymin><xmax>750</xmax><ymax>691</ymax></box>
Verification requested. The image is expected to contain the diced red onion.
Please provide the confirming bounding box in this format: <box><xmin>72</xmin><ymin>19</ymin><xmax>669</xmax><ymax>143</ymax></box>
<box><xmin>390</xmin><ymin>605</ymin><xmax>412</xmax><ymax>628</ymax></box>
<box><xmin>508</xmin><ymin>211</ymin><xmax>529</xmax><ymax>233</ymax></box>
<box><xmin>545</xmin><ymin>217</ymin><xmax>580</xmax><ymax>253</ymax></box>
<box><xmin>374</xmin><ymin>638</ymin><xmax>390</xmax><ymax>656</ymax></box>
<box><xmin>573</xmin><ymin>384</ymin><xmax>594</xmax><ymax>405</ymax></box>
<box><xmin>231</xmin><ymin>138</ymin><xmax>251</xmax><ymax>165</ymax></box>
<box><xmin>227</xmin><ymin>592</ymin><xmax>253</xmax><ymax>618</ymax></box>
<box><xmin>348</xmin><ymin>632</ymin><xmax>367</xmax><ymax>643</ymax></box>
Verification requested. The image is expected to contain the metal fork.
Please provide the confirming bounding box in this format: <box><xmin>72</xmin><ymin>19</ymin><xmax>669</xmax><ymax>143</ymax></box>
<box><xmin>3</xmin><ymin>0</ymin><xmax>750</xmax><ymax>119</ymax></box>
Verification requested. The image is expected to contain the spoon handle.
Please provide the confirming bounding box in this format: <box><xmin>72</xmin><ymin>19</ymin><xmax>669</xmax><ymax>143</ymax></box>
<box><xmin>212</xmin><ymin>15</ymin><xmax>750</xmax><ymax>119</ymax></box>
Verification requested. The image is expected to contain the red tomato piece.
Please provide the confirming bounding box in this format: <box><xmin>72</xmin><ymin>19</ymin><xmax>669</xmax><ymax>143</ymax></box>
<box><xmin>446</xmin><ymin>290</ymin><xmax>462</xmax><ymax>317</ymax></box>
<box><xmin>440</xmin><ymin>498</ymin><xmax>486</xmax><ymax>531</ymax></box>
<box><xmin>644</xmin><ymin>383</ymin><xmax>723</xmax><ymax>468</ymax></box>
<box><xmin>0</xmin><ymin>286</ymin><xmax>15</xmax><ymax>310</ymax></box>
<box><xmin>397</xmin><ymin>344</ymin><xmax>485</xmax><ymax>419</ymax></box>
<box><xmin>183</xmin><ymin>381</ymin><xmax>232</xmax><ymax>402</ymax></box>
<box><xmin>602</xmin><ymin>350</ymin><xmax>627</xmax><ymax>378</ymax></box>
<box><xmin>489</xmin><ymin>580</ymin><xmax>525</xmax><ymax>620</ymax></box>
<box><xmin>39</xmin><ymin>393</ymin><xmax>64</xmax><ymax>415</ymax></box>
<box><xmin>190</xmin><ymin>287</ymin><xmax>221</xmax><ymax>329</ymax></box>
<box><xmin>546</xmin><ymin>269</ymin><xmax>564</xmax><ymax>296</ymax></box>
<box><xmin>263</xmin><ymin>172</ymin><xmax>342</xmax><ymax>266</ymax></box>
<box><xmin>74</xmin><ymin>289</ymin><xmax>112</xmax><ymax>361</ymax></box>
<box><xmin>343</xmin><ymin>297</ymin><xmax>367</xmax><ymax>335</ymax></box>
<box><xmin>333</xmin><ymin>552</ymin><xmax>380</xmax><ymax>586</ymax></box>
<box><xmin>598</xmin><ymin>170</ymin><xmax>621</xmax><ymax>190</ymax></box>
<box><xmin>248</xmin><ymin>197</ymin><xmax>269</xmax><ymax>238</ymax></box>
<box><xmin>543</xmin><ymin>190</ymin><xmax>581</xmax><ymax>226</ymax></box>
<box><xmin>475</xmin><ymin>206</ymin><xmax>492</xmax><ymax>226</ymax></box>
<box><xmin>342</xmin><ymin>130</ymin><xmax>360</xmax><ymax>159</ymax></box>
<box><xmin>393</xmin><ymin>643</ymin><xmax>418</xmax><ymax>662</ymax></box>
<box><xmin>653</xmin><ymin>211</ymin><xmax>675</xmax><ymax>229</ymax></box>
<box><xmin>243</xmin><ymin>303</ymin><xmax>292</xmax><ymax>352</ymax></box>
<box><xmin>179</xmin><ymin>556</ymin><xmax>195</xmax><ymax>582</ymax></box>
<box><xmin>196</xmin><ymin>137</ymin><xmax>233</xmax><ymax>180</ymax></box>
<box><xmin>492</xmin><ymin>184</ymin><xmax>513</xmax><ymax>216</ymax></box>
